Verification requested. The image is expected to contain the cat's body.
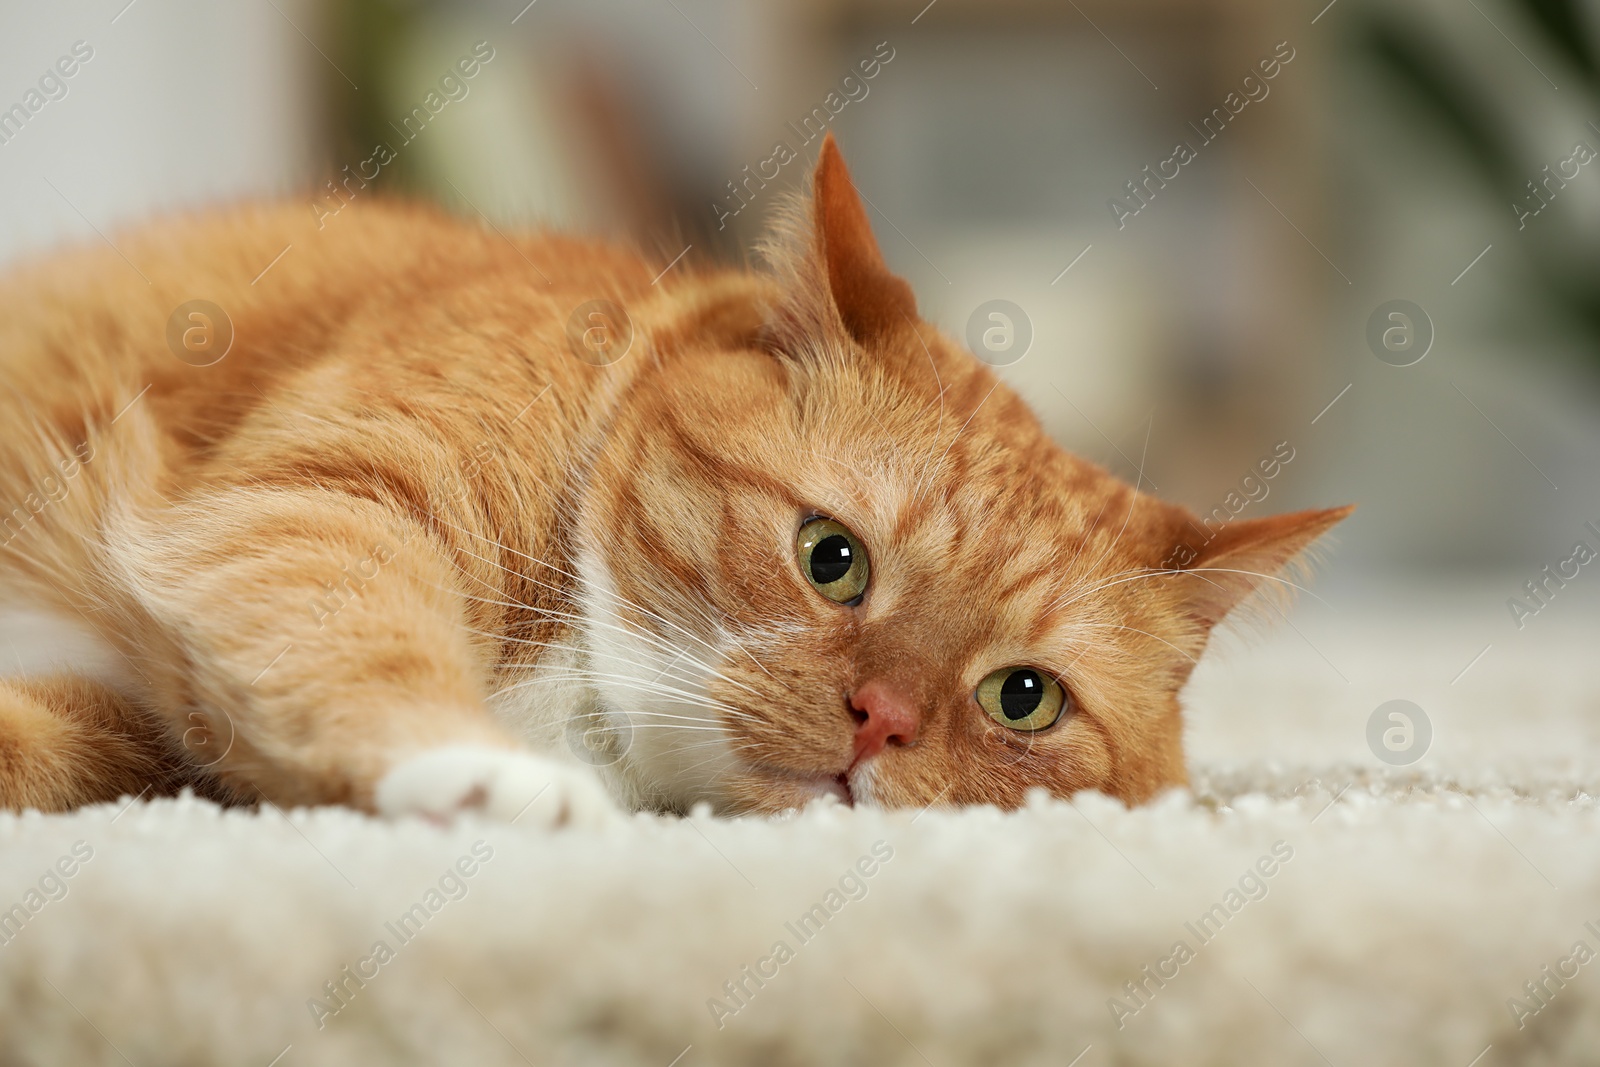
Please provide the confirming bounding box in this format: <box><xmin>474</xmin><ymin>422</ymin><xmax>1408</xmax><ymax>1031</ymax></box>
<box><xmin>0</xmin><ymin>137</ymin><xmax>1348</xmax><ymax>822</ymax></box>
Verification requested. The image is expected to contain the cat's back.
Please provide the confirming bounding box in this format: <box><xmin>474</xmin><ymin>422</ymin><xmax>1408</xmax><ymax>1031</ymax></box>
<box><xmin>0</xmin><ymin>199</ymin><xmax>666</xmax><ymax>476</ymax></box>
<box><xmin>0</xmin><ymin>199</ymin><xmax>652</xmax><ymax>388</ymax></box>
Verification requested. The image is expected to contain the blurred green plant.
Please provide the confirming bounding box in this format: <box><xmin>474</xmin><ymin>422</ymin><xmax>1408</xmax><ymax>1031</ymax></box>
<box><xmin>1364</xmin><ymin>0</ymin><xmax>1600</xmax><ymax>359</ymax></box>
<box><xmin>328</xmin><ymin>0</ymin><xmax>429</xmax><ymax>192</ymax></box>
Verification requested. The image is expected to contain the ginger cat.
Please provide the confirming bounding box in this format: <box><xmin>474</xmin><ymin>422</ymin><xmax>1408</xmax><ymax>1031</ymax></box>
<box><xmin>0</xmin><ymin>135</ymin><xmax>1349</xmax><ymax>824</ymax></box>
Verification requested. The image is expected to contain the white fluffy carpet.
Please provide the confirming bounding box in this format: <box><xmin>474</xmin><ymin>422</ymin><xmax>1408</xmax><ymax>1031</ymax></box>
<box><xmin>2</xmin><ymin>580</ymin><xmax>1597</xmax><ymax>1066</ymax></box>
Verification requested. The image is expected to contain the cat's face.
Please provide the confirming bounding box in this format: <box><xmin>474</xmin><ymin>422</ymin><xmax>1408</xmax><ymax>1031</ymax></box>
<box><xmin>574</xmin><ymin>135</ymin><xmax>1348</xmax><ymax>815</ymax></box>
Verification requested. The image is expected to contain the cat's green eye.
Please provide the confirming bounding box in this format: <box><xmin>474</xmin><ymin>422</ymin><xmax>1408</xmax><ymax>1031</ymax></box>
<box><xmin>976</xmin><ymin>667</ymin><xmax>1067</xmax><ymax>732</ymax></box>
<box><xmin>796</xmin><ymin>517</ymin><xmax>869</xmax><ymax>604</ymax></box>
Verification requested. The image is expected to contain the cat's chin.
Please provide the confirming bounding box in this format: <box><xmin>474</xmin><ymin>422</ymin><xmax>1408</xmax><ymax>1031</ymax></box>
<box><xmin>773</xmin><ymin>773</ymin><xmax>853</xmax><ymax>810</ymax></box>
<box><xmin>773</xmin><ymin>774</ymin><xmax>851</xmax><ymax>814</ymax></box>
<box><xmin>813</xmin><ymin>773</ymin><xmax>853</xmax><ymax>806</ymax></box>
<box><xmin>786</xmin><ymin>770</ymin><xmax>865</xmax><ymax>811</ymax></box>
<box><xmin>725</xmin><ymin>767</ymin><xmax>859</xmax><ymax>814</ymax></box>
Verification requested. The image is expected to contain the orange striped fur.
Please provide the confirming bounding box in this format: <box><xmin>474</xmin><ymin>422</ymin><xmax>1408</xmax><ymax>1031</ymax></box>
<box><xmin>0</xmin><ymin>134</ymin><xmax>1349</xmax><ymax>818</ymax></box>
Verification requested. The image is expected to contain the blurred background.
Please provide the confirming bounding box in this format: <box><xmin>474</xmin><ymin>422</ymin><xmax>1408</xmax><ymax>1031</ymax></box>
<box><xmin>2</xmin><ymin>0</ymin><xmax>1599</xmax><ymax>682</ymax></box>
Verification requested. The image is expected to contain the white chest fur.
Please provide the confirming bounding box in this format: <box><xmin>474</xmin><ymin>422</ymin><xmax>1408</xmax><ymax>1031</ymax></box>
<box><xmin>0</xmin><ymin>603</ymin><xmax>137</xmax><ymax>694</ymax></box>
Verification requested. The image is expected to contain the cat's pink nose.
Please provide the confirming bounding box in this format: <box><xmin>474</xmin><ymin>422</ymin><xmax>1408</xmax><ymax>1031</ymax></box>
<box><xmin>847</xmin><ymin>680</ymin><xmax>920</xmax><ymax>765</ymax></box>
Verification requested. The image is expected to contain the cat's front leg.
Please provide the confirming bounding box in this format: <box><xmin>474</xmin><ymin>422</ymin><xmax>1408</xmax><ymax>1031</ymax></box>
<box><xmin>111</xmin><ymin>485</ymin><xmax>616</xmax><ymax>824</ymax></box>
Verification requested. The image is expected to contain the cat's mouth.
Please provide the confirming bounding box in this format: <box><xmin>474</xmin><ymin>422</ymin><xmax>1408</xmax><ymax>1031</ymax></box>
<box><xmin>741</xmin><ymin>764</ymin><xmax>858</xmax><ymax>809</ymax></box>
<box><xmin>831</xmin><ymin>773</ymin><xmax>854</xmax><ymax>806</ymax></box>
<box><xmin>784</xmin><ymin>770</ymin><xmax>854</xmax><ymax>807</ymax></box>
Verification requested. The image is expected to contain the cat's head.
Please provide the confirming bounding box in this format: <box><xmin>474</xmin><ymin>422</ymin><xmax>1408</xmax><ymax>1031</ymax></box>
<box><xmin>575</xmin><ymin>133</ymin><xmax>1350</xmax><ymax>814</ymax></box>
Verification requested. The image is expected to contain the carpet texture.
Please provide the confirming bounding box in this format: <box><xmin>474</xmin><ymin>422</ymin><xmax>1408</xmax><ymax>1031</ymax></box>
<box><xmin>1</xmin><ymin>581</ymin><xmax>1596</xmax><ymax>1066</ymax></box>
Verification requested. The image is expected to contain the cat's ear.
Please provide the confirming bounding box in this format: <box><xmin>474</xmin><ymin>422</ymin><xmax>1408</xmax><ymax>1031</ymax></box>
<box><xmin>1174</xmin><ymin>505</ymin><xmax>1354</xmax><ymax>626</ymax></box>
<box><xmin>811</xmin><ymin>133</ymin><xmax>917</xmax><ymax>345</ymax></box>
<box><xmin>762</xmin><ymin>132</ymin><xmax>917</xmax><ymax>351</ymax></box>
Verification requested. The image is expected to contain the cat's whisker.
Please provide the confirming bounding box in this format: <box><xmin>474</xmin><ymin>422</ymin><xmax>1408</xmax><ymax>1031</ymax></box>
<box><xmin>619</xmin><ymin>723</ymin><xmax>728</xmax><ymax>733</ymax></box>
<box><xmin>1041</xmin><ymin>474</ymin><xmax>1120</xmax><ymax>617</ymax></box>
<box><xmin>587</xmin><ymin>623</ymin><xmax>772</xmax><ymax>701</ymax></box>
<box><xmin>498</xmin><ymin>688</ymin><xmax>745</xmax><ymax>727</ymax></box>
<box><xmin>619</xmin><ymin>708</ymin><xmax>741</xmax><ymax>725</ymax></box>
<box><xmin>473</xmin><ymin>628</ymin><xmax>729</xmax><ymax>697</ymax></box>
<box><xmin>440</xmin><ymin>524</ymin><xmax>772</xmax><ymax>700</ymax></box>
<box><xmin>622</xmin><ymin>589</ymin><xmax>753</xmax><ymax>677</ymax></box>
<box><xmin>661</xmin><ymin>752</ymin><xmax>745</xmax><ymax>786</ymax></box>
<box><xmin>801</xmin><ymin>447</ymin><xmax>890</xmax><ymax>500</ymax></box>
<box><xmin>596</xmin><ymin>724</ymin><xmax>760</xmax><ymax>786</ymax></box>
<box><xmin>499</xmin><ymin>664</ymin><xmax>755</xmax><ymax>720</ymax></box>
<box><xmin>1065</xmin><ymin>620</ymin><xmax>1198</xmax><ymax>664</ymax></box>
<box><xmin>658</xmin><ymin>739</ymin><xmax>764</xmax><ymax>780</ymax></box>
<box><xmin>913</xmin><ymin>379</ymin><xmax>999</xmax><ymax>507</ymax></box>
<box><xmin>1049</xmin><ymin>565</ymin><xmax>1172</xmax><ymax>613</ymax></box>
<box><xmin>444</xmin><ymin>582</ymin><xmax>548</xmax><ymax>618</ymax></box>
<box><xmin>542</xmin><ymin>680</ymin><xmax>749</xmax><ymax>721</ymax></box>
<box><xmin>441</xmin><ymin>541</ymin><xmax>771</xmax><ymax>702</ymax></box>
<box><xmin>491</xmin><ymin>664</ymin><xmax>748</xmax><ymax>718</ymax></box>
<box><xmin>1052</xmin><ymin>565</ymin><xmax>1324</xmax><ymax>615</ymax></box>
<box><xmin>446</xmin><ymin>522</ymin><xmax>724</xmax><ymax>652</ymax></box>
<box><xmin>554</xmin><ymin>583</ymin><xmax>773</xmax><ymax>700</ymax></box>
<box><xmin>1179</xmin><ymin>567</ymin><xmax>1327</xmax><ymax>605</ymax></box>
<box><xmin>544</xmin><ymin>652</ymin><xmax>742</xmax><ymax>700</ymax></box>
<box><xmin>854</xmin><ymin>387</ymin><xmax>902</xmax><ymax>477</ymax></box>
<box><xmin>1045</xmin><ymin>561</ymin><xmax>1160</xmax><ymax>616</ymax></box>
<box><xmin>905</xmin><ymin>317</ymin><xmax>948</xmax><ymax>504</ymax></box>
<box><xmin>706</xmin><ymin>617</ymin><xmax>782</xmax><ymax>684</ymax></box>
<box><xmin>1072</xmin><ymin>412</ymin><xmax>1153</xmax><ymax>588</ymax></box>
<box><xmin>661</xmin><ymin>734</ymin><xmax>745</xmax><ymax>753</ymax></box>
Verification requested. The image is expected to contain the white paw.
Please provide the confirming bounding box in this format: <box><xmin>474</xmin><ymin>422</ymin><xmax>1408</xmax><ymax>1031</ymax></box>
<box><xmin>375</xmin><ymin>745</ymin><xmax>619</xmax><ymax>829</ymax></box>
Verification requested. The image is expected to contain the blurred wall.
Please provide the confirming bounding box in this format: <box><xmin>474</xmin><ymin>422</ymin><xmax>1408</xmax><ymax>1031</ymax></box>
<box><xmin>0</xmin><ymin>1</ymin><xmax>314</xmax><ymax>260</ymax></box>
